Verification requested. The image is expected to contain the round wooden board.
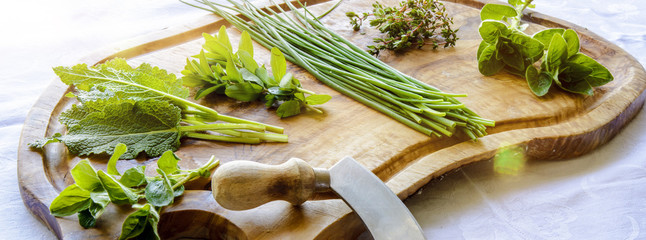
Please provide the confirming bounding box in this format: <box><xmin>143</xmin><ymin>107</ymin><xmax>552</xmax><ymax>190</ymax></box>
<box><xmin>18</xmin><ymin>0</ymin><xmax>646</xmax><ymax>239</ymax></box>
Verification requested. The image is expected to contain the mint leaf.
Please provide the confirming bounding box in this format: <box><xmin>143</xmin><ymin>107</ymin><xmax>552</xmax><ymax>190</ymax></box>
<box><xmin>49</xmin><ymin>184</ymin><xmax>91</xmax><ymax>217</ymax></box>
<box><xmin>71</xmin><ymin>159</ymin><xmax>103</xmax><ymax>192</ymax></box>
<box><xmin>144</xmin><ymin>169</ymin><xmax>175</xmax><ymax>207</ymax></box>
<box><xmin>120</xmin><ymin>166</ymin><xmax>147</xmax><ymax>188</ymax></box>
<box><xmin>107</xmin><ymin>143</ymin><xmax>127</xmax><ymax>176</ymax></box>
<box><xmin>157</xmin><ymin>150</ymin><xmax>180</xmax><ymax>175</ymax></box>
<box><xmin>97</xmin><ymin>170</ymin><xmax>139</xmax><ymax>205</ymax></box>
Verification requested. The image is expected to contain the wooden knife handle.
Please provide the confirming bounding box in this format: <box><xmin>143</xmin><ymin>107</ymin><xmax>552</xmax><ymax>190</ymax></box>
<box><xmin>211</xmin><ymin>158</ymin><xmax>330</xmax><ymax>210</ymax></box>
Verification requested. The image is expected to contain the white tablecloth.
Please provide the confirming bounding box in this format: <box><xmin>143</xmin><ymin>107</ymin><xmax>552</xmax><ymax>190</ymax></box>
<box><xmin>1</xmin><ymin>0</ymin><xmax>644</xmax><ymax>239</ymax></box>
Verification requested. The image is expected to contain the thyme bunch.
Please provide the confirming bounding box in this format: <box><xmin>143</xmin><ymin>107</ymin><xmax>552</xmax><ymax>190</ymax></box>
<box><xmin>347</xmin><ymin>0</ymin><xmax>459</xmax><ymax>56</ymax></box>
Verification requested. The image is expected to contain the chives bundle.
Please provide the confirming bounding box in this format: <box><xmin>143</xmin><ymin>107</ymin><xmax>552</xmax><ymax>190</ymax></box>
<box><xmin>183</xmin><ymin>0</ymin><xmax>495</xmax><ymax>139</ymax></box>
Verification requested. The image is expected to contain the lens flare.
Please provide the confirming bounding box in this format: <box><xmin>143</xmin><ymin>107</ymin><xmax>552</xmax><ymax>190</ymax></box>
<box><xmin>493</xmin><ymin>144</ymin><xmax>526</xmax><ymax>175</ymax></box>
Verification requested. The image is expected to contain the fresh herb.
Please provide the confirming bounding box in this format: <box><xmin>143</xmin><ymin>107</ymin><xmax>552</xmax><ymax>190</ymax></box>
<box><xmin>182</xmin><ymin>0</ymin><xmax>494</xmax><ymax>140</ymax></box>
<box><xmin>49</xmin><ymin>143</ymin><xmax>219</xmax><ymax>239</ymax></box>
<box><xmin>183</xmin><ymin>26</ymin><xmax>331</xmax><ymax>118</ymax></box>
<box><xmin>30</xmin><ymin>58</ymin><xmax>287</xmax><ymax>158</ymax></box>
<box><xmin>477</xmin><ymin>0</ymin><xmax>613</xmax><ymax>96</ymax></box>
<box><xmin>346</xmin><ymin>0</ymin><xmax>459</xmax><ymax>56</ymax></box>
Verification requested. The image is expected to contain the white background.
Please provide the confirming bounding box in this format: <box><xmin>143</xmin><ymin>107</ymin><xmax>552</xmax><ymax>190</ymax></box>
<box><xmin>1</xmin><ymin>0</ymin><xmax>644</xmax><ymax>239</ymax></box>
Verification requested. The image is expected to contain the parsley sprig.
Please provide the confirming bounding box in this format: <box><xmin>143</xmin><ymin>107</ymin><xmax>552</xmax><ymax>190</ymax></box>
<box><xmin>347</xmin><ymin>0</ymin><xmax>459</xmax><ymax>56</ymax></box>
<box><xmin>182</xmin><ymin>26</ymin><xmax>331</xmax><ymax>118</ymax></box>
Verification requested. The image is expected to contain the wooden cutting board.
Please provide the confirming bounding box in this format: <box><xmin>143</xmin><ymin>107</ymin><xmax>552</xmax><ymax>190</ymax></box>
<box><xmin>18</xmin><ymin>0</ymin><xmax>646</xmax><ymax>239</ymax></box>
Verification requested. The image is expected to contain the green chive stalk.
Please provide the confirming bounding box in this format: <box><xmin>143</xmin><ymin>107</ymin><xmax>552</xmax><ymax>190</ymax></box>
<box><xmin>183</xmin><ymin>0</ymin><xmax>495</xmax><ymax>139</ymax></box>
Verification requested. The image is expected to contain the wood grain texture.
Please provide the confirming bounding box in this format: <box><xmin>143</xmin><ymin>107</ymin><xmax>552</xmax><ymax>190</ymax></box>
<box><xmin>17</xmin><ymin>0</ymin><xmax>646</xmax><ymax>239</ymax></box>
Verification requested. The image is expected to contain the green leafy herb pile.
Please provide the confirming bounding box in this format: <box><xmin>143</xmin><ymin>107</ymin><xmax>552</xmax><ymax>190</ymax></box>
<box><xmin>183</xmin><ymin>0</ymin><xmax>494</xmax><ymax>139</ymax></box>
<box><xmin>183</xmin><ymin>26</ymin><xmax>331</xmax><ymax>118</ymax></box>
<box><xmin>347</xmin><ymin>0</ymin><xmax>459</xmax><ymax>56</ymax></box>
<box><xmin>477</xmin><ymin>0</ymin><xmax>613</xmax><ymax>96</ymax></box>
<box><xmin>48</xmin><ymin>143</ymin><xmax>219</xmax><ymax>240</ymax></box>
<box><xmin>30</xmin><ymin>58</ymin><xmax>288</xmax><ymax>158</ymax></box>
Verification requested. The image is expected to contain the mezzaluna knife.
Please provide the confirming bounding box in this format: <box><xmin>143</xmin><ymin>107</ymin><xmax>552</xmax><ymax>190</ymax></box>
<box><xmin>211</xmin><ymin>156</ymin><xmax>426</xmax><ymax>240</ymax></box>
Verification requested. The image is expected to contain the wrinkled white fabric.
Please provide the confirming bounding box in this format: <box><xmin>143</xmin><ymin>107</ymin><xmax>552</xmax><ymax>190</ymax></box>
<box><xmin>0</xmin><ymin>0</ymin><xmax>643</xmax><ymax>239</ymax></box>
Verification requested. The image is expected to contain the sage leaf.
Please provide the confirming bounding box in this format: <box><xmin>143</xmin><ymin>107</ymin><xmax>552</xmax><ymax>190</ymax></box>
<box><xmin>49</xmin><ymin>184</ymin><xmax>91</xmax><ymax>217</ymax></box>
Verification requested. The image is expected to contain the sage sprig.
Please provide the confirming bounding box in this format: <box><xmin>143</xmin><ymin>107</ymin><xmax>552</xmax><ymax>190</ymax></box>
<box><xmin>49</xmin><ymin>143</ymin><xmax>219</xmax><ymax>240</ymax></box>
<box><xmin>182</xmin><ymin>26</ymin><xmax>331</xmax><ymax>118</ymax></box>
<box><xmin>477</xmin><ymin>0</ymin><xmax>613</xmax><ymax>96</ymax></box>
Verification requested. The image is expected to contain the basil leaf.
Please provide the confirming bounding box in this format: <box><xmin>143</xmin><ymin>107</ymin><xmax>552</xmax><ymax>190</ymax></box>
<box><xmin>508</xmin><ymin>32</ymin><xmax>544</xmax><ymax>59</ymax></box>
<box><xmin>525</xmin><ymin>66</ymin><xmax>552</xmax><ymax>96</ymax></box>
<box><xmin>477</xmin><ymin>43</ymin><xmax>505</xmax><ymax>76</ymax></box>
<box><xmin>532</xmin><ymin>28</ymin><xmax>565</xmax><ymax>49</ymax></box>
<box><xmin>305</xmin><ymin>94</ymin><xmax>332</xmax><ymax>105</ymax></box>
<box><xmin>120</xmin><ymin>166</ymin><xmax>147</xmax><ymax>188</ymax></box>
<box><xmin>49</xmin><ymin>184</ymin><xmax>92</xmax><ymax>217</ymax></box>
<box><xmin>568</xmin><ymin>53</ymin><xmax>613</xmax><ymax>87</ymax></box>
<box><xmin>78</xmin><ymin>209</ymin><xmax>97</xmax><ymax>229</ymax></box>
<box><xmin>119</xmin><ymin>204</ymin><xmax>151</xmax><ymax>240</ymax></box>
<box><xmin>157</xmin><ymin>150</ymin><xmax>180</xmax><ymax>175</ymax></box>
<box><xmin>563</xmin><ymin>29</ymin><xmax>580</xmax><ymax>58</ymax></box>
<box><xmin>71</xmin><ymin>159</ymin><xmax>102</xmax><ymax>192</ymax></box>
<box><xmin>480</xmin><ymin>4</ymin><xmax>517</xmax><ymax>21</ymax></box>
<box><xmin>479</xmin><ymin>21</ymin><xmax>509</xmax><ymax>44</ymax></box>
<box><xmin>107</xmin><ymin>143</ymin><xmax>127</xmax><ymax>176</ymax></box>
<box><xmin>276</xmin><ymin>100</ymin><xmax>302</xmax><ymax>118</ymax></box>
<box><xmin>271</xmin><ymin>47</ymin><xmax>287</xmax><ymax>81</ymax></box>
<box><xmin>97</xmin><ymin>170</ymin><xmax>139</xmax><ymax>205</ymax></box>
<box><xmin>224</xmin><ymin>82</ymin><xmax>263</xmax><ymax>102</ymax></box>
<box><xmin>558</xmin><ymin>78</ymin><xmax>593</xmax><ymax>95</ymax></box>
<box><xmin>546</xmin><ymin>34</ymin><xmax>568</xmax><ymax>71</ymax></box>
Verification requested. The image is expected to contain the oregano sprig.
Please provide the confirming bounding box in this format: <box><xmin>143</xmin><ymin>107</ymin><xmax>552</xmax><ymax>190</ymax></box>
<box><xmin>477</xmin><ymin>0</ymin><xmax>613</xmax><ymax>96</ymax></box>
<box><xmin>48</xmin><ymin>143</ymin><xmax>219</xmax><ymax>239</ymax></box>
<box><xmin>182</xmin><ymin>26</ymin><xmax>331</xmax><ymax>118</ymax></box>
<box><xmin>347</xmin><ymin>0</ymin><xmax>459</xmax><ymax>56</ymax></box>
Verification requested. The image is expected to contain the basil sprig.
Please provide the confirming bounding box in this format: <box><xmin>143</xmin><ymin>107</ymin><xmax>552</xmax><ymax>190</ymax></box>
<box><xmin>477</xmin><ymin>0</ymin><xmax>613</xmax><ymax>96</ymax></box>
